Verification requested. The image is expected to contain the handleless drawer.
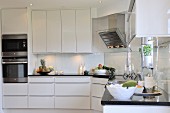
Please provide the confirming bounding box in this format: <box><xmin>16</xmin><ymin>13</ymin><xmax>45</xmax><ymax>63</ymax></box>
<box><xmin>29</xmin><ymin>96</ymin><xmax>54</xmax><ymax>108</ymax></box>
<box><xmin>55</xmin><ymin>76</ymin><xmax>90</xmax><ymax>83</ymax></box>
<box><xmin>55</xmin><ymin>97</ymin><xmax>90</xmax><ymax>109</ymax></box>
<box><xmin>29</xmin><ymin>83</ymin><xmax>54</xmax><ymax>95</ymax></box>
<box><xmin>92</xmin><ymin>84</ymin><xmax>105</xmax><ymax>98</ymax></box>
<box><xmin>91</xmin><ymin>78</ymin><xmax>108</xmax><ymax>84</ymax></box>
<box><xmin>3</xmin><ymin>96</ymin><xmax>28</xmax><ymax>108</ymax></box>
<box><xmin>28</xmin><ymin>77</ymin><xmax>54</xmax><ymax>83</ymax></box>
<box><xmin>91</xmin><ymin>97</ymin><xmax>103</xmax><ymax>111</ymax></box>
<box><xmin>3</xmin><ymin>83</ymin><xmax>28</xmax><ymax>95</ymax></box>
<box><xmin>55</xmin><ymin>83</ymin><xmax>90</xmax><ymax>96</ymax></box>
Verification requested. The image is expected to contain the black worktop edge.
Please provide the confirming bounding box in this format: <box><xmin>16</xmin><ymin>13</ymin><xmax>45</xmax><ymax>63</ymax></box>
<box><xmin>28</xmin><ymin>74</ymin><xmax>110</xmax><ymax>78</ymax></box>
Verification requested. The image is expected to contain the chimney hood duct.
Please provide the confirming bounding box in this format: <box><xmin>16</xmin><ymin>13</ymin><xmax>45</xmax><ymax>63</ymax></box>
<box><xmin>98</xmin><ymin>13</ymin><xmax>127</xmax><ymax>48</ymax></box>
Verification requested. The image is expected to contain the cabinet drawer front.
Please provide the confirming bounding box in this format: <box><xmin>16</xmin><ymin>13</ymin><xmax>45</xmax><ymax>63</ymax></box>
<box><xmin>28</xmin><ymin>77</ymin><xmax>54</xmax><ymax>83</ymax></box>
<box><xmin>3</xmin><ymin>83</ymin><xmax>28</xmax><ymax>95</ymax></box>
<box><xmin>92</xmin><ymin>84</ymin><xmax>105</xmax><ymax>97</ymax></box>
<box><xmin>55</xmin><ymin>97</ymin><xmax>90</xmax><ymax>109</ymax></box>
<box><xmin>29</xmin><ymin>96</ymin><xmax>54</xmax><ymax>108</ymax></box>
<box><xmin>29</xmin><ymin>84</ymin><xmax>54</xmax><ymax>95</ymax></box>
<box><xmin>55</xmin><ymin>76</ymin><xmax>90</xmax><ymax>83</ymax></box>
<box><xmin>92</xmin><ymin>78</ymin><xmax>108</xmax><ymax>84</ymax></box>
<box><xmin>3</xmin><ymin>96</ymin><xmax>27</xmax><ymax>108</ymax></box>
<box><xmin>91</xmin><ymin>97</ymin><xmax>103</xmax><ymax>111</ymax></box>
<box><xmin>55</xmin><ymin>83</ymin><xmax>90</xmax><ymax>96</ymax></box>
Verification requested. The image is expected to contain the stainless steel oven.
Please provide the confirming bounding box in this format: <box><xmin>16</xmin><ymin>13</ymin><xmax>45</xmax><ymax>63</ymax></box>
<box><xmin>2</xmin><ymin>34</ymin><xmax>28</xmax><ymax>83</ymax></box>
<box><xmin>2</xmin><ymin>57</ymin><xmax>28</xmax><ymax>83</ymax></box>
<box><xmin>2</xmin><ymin>34</ymin><xmax>27</xmax><ymax>57</ymax></box>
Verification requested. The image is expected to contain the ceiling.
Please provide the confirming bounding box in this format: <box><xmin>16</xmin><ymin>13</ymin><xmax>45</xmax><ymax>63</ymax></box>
<box><xmin>0</xmin><ymin>0</ymin><xmax>128</xmax><ymax>9</ymax></box>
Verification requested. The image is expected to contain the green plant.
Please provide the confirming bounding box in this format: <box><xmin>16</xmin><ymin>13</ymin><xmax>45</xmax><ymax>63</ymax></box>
<box><xmin>143</xmin><ymin>44</ymin><xmax>152</xmax><ymax>56</ymax></box>
<box><xmin>139</xmin><ymin>45</ymin><xmax>152</xmax><ymax>56</ymax></box>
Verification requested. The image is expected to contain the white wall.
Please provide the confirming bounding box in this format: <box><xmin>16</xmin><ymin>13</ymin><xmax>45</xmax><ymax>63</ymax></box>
<box><xmin>97</xmin><ymin>0</ymin><xmax>130</xmax><ymax>17</ymax></box>
<box><xmin>29</xmin><ymin>53</ymin><xmax>104</xmax><ymax>75</ymax></box>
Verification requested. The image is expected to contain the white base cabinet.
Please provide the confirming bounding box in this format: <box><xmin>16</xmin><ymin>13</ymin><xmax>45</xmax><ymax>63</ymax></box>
<box><xmin>28</xmin><ymin>76</ymin><xmax>54</xmax><ymax>108</ymax></box>
<box><xmin>2</xmin><ymin>76</ymin><xmax>105</xmax><ymax>111</ymax></box>
<box><xmin>3</xmin><ymin>96</ymin><xmax>28</xmax><ymax>108</ymax></box>
<box><xmin>29</xmin><ymin>83</ymin><xmax>54</xmax><ymax>95</ymax></box>
<box><xmin>29</xmin><ymin>96</ymin><xmax>54</xmax><ymax>108</ymax></box>
<box><xmin>91</xmin><ymin>78</ymin><xmax>108</xmax><ymax>112</ymax></box>
<box><xmin>54</xmin><ymin>76</ymin><xmax>91</xmax><ymax>109</ymax></box>
<box><xmin>55</xmin><ymin>97</ymin><xmax>90</xmax><ymax>109</ymax></box>
<box><xmin>2</xmin><ymin>83</ymin><xmax>28</xmax><ymax>108</ymax></box>
<box><xmin>28</xmin><ymin>76</ymin><xmax>91</xmax><ymax>109</ymax></box>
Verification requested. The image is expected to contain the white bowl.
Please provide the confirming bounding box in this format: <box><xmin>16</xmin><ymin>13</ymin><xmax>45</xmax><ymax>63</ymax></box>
<box><xmin>106</xmin><ymin>84</ymin><xmax>136</xmax><ymax>100</ymax></box>
<box><xmin>94</xmin><ymin>69</ymin><xmax>107</xmax><ymax>75</ymax></box>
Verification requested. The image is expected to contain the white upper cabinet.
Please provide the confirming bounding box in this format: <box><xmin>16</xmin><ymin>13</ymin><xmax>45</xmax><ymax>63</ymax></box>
<box><xmin>32</xmin><ymin>10</ymin><xmax>62</xmax><ymax>53</ymax></box>
<box><xmin>1</xmin><ymin>8</ymin><xmax>28</xmax><ymax>34</ymax></box>
<box><xmin>32</xmin><ymin>11</ymin><xmax>46</xmax><ymax>53</ymax></box>
<box><xmin>47</xmin><ymin>10</ymin><xmax>62</xmax><ymax>52</ymax></box>
<box><xmin>76</xmin><ymin>9</ymin><xmax>92</xmax><ymax>53</ymax></box>
<box><xmin>32</xmin><ymin>9</ymin><xmax>91</xmax><ymax>53</ymax></box>
<box><xmin>61</xmin><ymin>10</ymin><xmax>76</xmax><ymax>53</ymax></box>
<box><xmin>136</xmin><ymin>0</ymin><xmax>170</xmax><ymax>37</ymax></box>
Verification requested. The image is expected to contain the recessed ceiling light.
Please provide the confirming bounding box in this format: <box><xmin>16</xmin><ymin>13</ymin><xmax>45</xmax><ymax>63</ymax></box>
<box><xmin>30</xmin><ymin>3</ymin><xmax>33</xmax><ymax>6</ymax></box>
<box><xmin>99</xmin><ymin>0</ymin><xmax>102</xmax><ymax>3</ymax></box>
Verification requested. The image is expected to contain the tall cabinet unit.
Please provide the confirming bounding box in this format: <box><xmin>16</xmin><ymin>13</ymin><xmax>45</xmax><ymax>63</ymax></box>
<box><xmin>76</xmin><ymin>9</ymin><xmax>91</xmax><ymax>53</ymax></box>
<box><xmin>136</xmin><ymin>0</ymin><xmax>170</xmax><ymax>37</ymax></box>
<box><xmin>61</xmin><ymin>10</ymin><xmax>76</xmax><ymax>53</ymax></box>
<box><xmin>1</xmin><ymin>8</ymin><xmax>28</xmax><ymax>34</ymax></box>
<box><xmin>32</xmin><ymin>10</ymin><xmax>62</xmax><ymax>53</ymax></box>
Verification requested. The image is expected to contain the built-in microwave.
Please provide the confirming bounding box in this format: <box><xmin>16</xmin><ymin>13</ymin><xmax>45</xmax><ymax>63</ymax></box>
<box><xmin>2</xmin><ymin>34</ymin><xmax>27</xmax><ymax>57</ymax></box>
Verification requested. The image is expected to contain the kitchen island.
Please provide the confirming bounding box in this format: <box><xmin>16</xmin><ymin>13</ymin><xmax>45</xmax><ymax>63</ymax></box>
<box><xmin>101</xmin><ymin>89</ymin><xmax>170</xmax><ymax>113</ymax></box>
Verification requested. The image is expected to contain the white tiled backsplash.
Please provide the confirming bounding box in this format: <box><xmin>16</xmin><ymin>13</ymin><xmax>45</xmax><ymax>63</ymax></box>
<box><xmin>29</xmin><ymin>53</ymin><xmax>105</xmax><ymax>74</ymax></box>
<box><xmin>29</xmin><ymin>47</ymin><xmax>170</xmax><ymax>81</ymax></box>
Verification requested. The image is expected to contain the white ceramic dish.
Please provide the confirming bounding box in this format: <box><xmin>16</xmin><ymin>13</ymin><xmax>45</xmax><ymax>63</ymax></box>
<box><xmin>106</xmin><ymin>84</ymin><xmax>136</xmax><ymax>100</ymax></box>
<box><xmin>94</xmin><ymin>69</ymin><xmax>107</xmax><ymax>75</ymax></box>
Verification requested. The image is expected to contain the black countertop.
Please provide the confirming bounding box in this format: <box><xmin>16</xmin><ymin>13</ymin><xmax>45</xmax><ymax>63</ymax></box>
<box><xmin>101</xmin><ymin>88</ymin><xmax>170</xmax><ymax>106</ymax></box>
<box><xmin>28</xmin><ymin>74</ymin><xmax>112</xmax><ymax>79</ymax></box>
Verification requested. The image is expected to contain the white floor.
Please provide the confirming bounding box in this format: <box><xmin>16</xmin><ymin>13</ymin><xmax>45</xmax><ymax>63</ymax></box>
<box><xmin>3</xmin><ymin>109</ymin><xmax>102</xmax><ymax>113</ymax></box>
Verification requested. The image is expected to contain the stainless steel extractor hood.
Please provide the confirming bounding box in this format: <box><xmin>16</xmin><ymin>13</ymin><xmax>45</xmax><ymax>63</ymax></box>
<box><xmin>97</xmin><ymin>13</ymin><xmax>127</xmax><ymax>48</ymax></box>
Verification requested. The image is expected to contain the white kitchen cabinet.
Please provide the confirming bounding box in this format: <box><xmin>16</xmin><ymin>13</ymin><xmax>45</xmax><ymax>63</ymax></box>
<box><xmin>136</xmin><ymin>0</ymin><xmax>170</xmax><ymax>37</ymax></box>
<box><xmin>54</xmin><ymin>76</ymin><xmax>91</xmax><ymax>109</ymax></box>
<box><xmin>3</xmin><ymin>83</ymin><xmax>28</xmax><ymax>95</ymax></box>
<box><xmin>92</xmin><ymin>84</ymin><xmax>105</xmax><ymax>98</ymax></box>
<box><xmin>32</xmin><ymin>10</ymin><xmax>62</xmax><ymax>53</ymax></box>
<box><xmin>3</xmin><ymin>96</ymin><xmax>28</xmax><ymax>108</ymax></box>
<box><xmin>55</xmin><ymin>97</ymin><xmax>90</xmax><ymax>109</ymax></box>
<box><xmin>91</xmin><ymin>78</ymin><xmax>108</xmax><ymax>112</ymax></box>
<box><xmin>28</xmin><ymin>77</ymin><xmax>55</xmax><ymax>108</ymax></box>
<box><xmin>1</xmin><ymin>8</ymin><xmax>28</xmax><ymax>34</ymax></box>
<box><xmin>28</xmin><ymin>76</ymin><xmax>54</xmax><ymax>83</ymax></box>
<box><xmin>61</xmin><ymin>10</ymin><xmax>76</xmax><ymax>53</ymax></box>
<box><xmin>55</xmin><ymin>84</ymin><xmax>90</xmax><ymax>96</ymax></box>
<box><xmin>47</xmin><ymin>10</ymin><xmax>62</xmax><ymax>52</ymax></box>
<box><xmin>32</xmin><ymin>11</ymin><xmax>46</xmax><ymax>53</ymax></box>
<box><xmin>91</xmin><ymin>97</ymin><xmax>103</xmax><ymax>111</ymax></box>
<box><xmin>29</xmin><ymin>83</ymin><xmax>54</xmax><ymax>95</ymax></box>
<box><xmin>2</xmin><ymin>83</ymin><xmax>28</xmax><ymax>108</ymax></box>
<box><xmin>76</xmin><ymin>9</ymin><xmax>92</xmax><ymax>53</ymax></box>
<box><xmin>29</xmin><ymin>96</ymin><xmax>54</xmax><ymax>108</ymax></box>
<box><xmin>55</xmin><ymin>76</ymin><xmax>90</xmax><ymax>82</ymax></box>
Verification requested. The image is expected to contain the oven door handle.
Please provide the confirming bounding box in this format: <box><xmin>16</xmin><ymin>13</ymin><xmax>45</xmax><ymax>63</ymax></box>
<box><xmin>2</xmin><ymin>62</ymin><xmax>28</xmax><ymax>64</ymax></box>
